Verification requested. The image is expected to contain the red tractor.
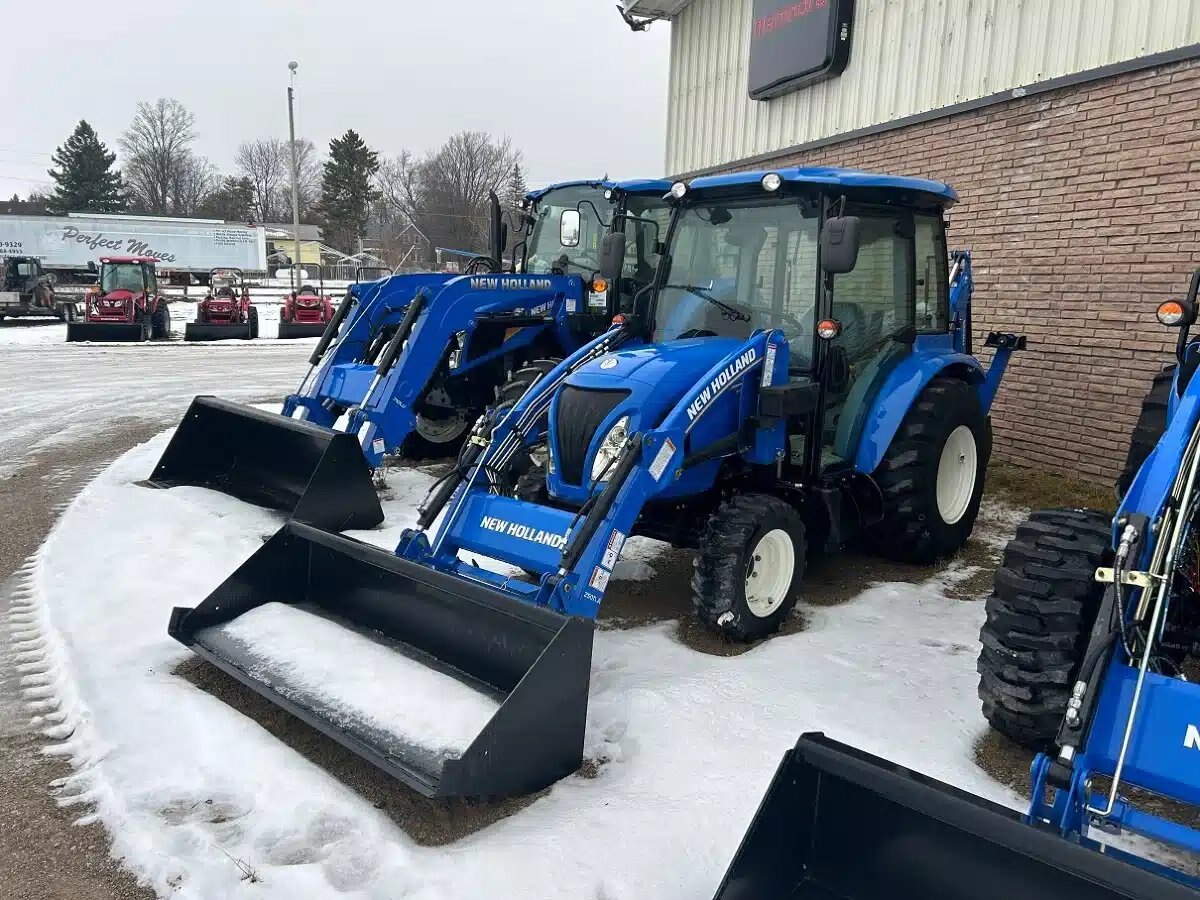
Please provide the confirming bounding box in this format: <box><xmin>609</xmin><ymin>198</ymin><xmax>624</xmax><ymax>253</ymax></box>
<box><xmin>66</xmin><ymin>256</ymin><xmax>170</xmax><ymax>342</ymax></box>
<box><xmin>277</xmin><ymin>265</ymin><xmax>335</xmax><ymax>339</ymax></box>
<box><xmin>185</xmin><ymin>268</ymin><xmax>258</xmax><ymax>341</ymax></box>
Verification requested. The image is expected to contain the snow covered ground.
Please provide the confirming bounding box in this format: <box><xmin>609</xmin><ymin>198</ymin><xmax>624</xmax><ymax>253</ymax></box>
<box><xmin>10</xmin><ymin>429</ymin><xmax>1042</xmax><ymax>899</ymax></box>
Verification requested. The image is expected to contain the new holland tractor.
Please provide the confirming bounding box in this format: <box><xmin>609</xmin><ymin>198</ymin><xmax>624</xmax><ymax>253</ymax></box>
<box><xmin>148</xmin><ymin>179</ymin><xmax>673</xmax><ymax>531</ymax></box>
<box><xmin>168</xmin><ymin>167</ymin><xmax>1024</xmax><ymax>801</ymax></box>
<box><xmin>706</xmin><ymin>273</ymin><xmax>1200</xmax><ymax>900</ymax></box>
<box><xmin>66</xmin><ymin>256</ymin><xmax>171</xmax><ymax>342</ymax></box>
<box><xmin>184</xmin><ymin>268</ymin><xmax>258</xmax><ymax>341</ymax></box>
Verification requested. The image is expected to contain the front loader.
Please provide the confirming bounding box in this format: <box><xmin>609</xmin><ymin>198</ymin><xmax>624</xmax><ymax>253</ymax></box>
<box><xmin>169</xmin><ymin>167</ymin><xmax>1023</xmax><ymax>799</ymax></box>
<box><xmin>184</xmin><ymin>268</ymin><xmax>258</xmax><ymax>341</ymax></box>
<box><xmin>149</xmin><ymin>179</ymin><xmax>672</xmax><ymax>531</ymax></box>
<box><xmin>710</xmin><ymin>271</ymin><xmax>1200</xmax><ymax>899</ymax></box>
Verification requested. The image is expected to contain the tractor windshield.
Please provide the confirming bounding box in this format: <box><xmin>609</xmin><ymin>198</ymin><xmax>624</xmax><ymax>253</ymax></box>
<box><xmin>652</xmin><ymin>199</ymin><xmax>819</xmax><ymax>358</ymax></box>
<box><xmin>100</xmin><ymin>263</ymin><xmax>148</xmax><ymax>294</ymax></box>
<box><xmin>526</xmin><ymin>185</ymin><xmax>609</xmax><ymax>276</ymax></box>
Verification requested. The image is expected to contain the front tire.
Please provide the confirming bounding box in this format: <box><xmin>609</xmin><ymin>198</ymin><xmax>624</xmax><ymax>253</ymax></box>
<box><xmin>150</xmin><ymin>301</ymin><xmax>170</xmax><ymax>339</ymax></box>
<box><xmin>1115</xmin><ymin>365</ymin><xmax>1174</xmax><ymax>499</ymax></box>
<box><xmin>497</xmin><ymin>358</ymin><xmax>563</xmax><ymax>405</ymax></box>
<box><xmin>692</xmin><ymin>493</ymin><xmax>806</xmax><ymax>641</ymax></box>
<box><xmin>868</xmin><ymin>377</ymin><xmax>991</xmax><ymax>564</ymax></box>
<box><xmin>248</xmin><ymin>306</ymin><xmax>260</xmax><ymax>339</ymax></box>
<box><xmin>977</xmin><ymin>508</ymin><xmax>1111</xmax><ymax>749</ymax></box>
<box><xmin>404</xmin><ymin>410</ymin><xmax>476</xmax><ymax>459</ymax></box>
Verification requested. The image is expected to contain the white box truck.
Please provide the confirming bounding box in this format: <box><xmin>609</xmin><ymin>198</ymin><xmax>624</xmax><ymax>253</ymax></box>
<box><xmin>0</xmin><ymin>213</ymin><xmax>268</xmax><ymax>286</ymax></box>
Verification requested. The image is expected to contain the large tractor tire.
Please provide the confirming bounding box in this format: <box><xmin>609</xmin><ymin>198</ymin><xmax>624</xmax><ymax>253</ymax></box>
<box><xmin>497</xmin><ymin>358</ymin><xmax>563</xmax><ymax>405</ymax></box>
<box><xmin>1114</xmin><ymin>364</ymin><xmax>1174</xmax><ymax>499</ymax></box>
<box><xmin>977</xmin><ymin>508</ymin><xmax>1111</xmax><ymax>749</ymax></box>
<box><xmin>150</xmin><ymin>302</ymin><xmax>171</xmax><ymax>339</ymax></box>
<box><xmin>514</xmin><ymin>465</ymin><xmax>550</xmax><ymax>505</ymax></box>
<box><xmin>868</xmin><ymin>377</ymin><xmax>991</xmax><ymax>564</ymax></box>
<box><xmin>693</xmin><ymin>493</ymin><xmax>807</xmax><ymax>642</ymax></box>
<box><xmin>248</xmin><ymin>306</ymin><xmax>260</xmax><ymax>339</ymax></box>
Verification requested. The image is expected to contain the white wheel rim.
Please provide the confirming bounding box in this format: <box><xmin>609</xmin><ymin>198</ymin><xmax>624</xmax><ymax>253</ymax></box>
<box><xmin>744</xmin><ymin>529</ymin><xmax>795</xmax><ymax>618</ymax></box>
<box><xmin>415</xmin><ymin>414</ymin><xmax>470</xmax><ymax>444</ymax></box>
<box><xmin>936</xmin><ymin>425</ymin><xmax>978</xmax><ymax>525</ymax></box>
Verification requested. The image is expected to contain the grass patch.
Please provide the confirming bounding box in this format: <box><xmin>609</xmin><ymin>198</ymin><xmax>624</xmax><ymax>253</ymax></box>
<box><xmin>986</xmin><ymin>463</ymin><xmax>1116</xmax><ymax>515</ymax></box>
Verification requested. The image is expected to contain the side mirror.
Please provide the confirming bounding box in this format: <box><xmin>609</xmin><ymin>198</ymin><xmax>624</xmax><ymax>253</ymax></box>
<box><xmin>820</xmin><ymin>215</ymin><xmax>862</xmax><ymax>275</ymax></box>
<box><xmin>600</xmin><ymin>231</ymin><xmax>626</xmax><ymax>282</ymax></box>
<box><xmin>560</xmin><ymin>209</ymin><xmax>581</xmax><ymax>248</ymax></box>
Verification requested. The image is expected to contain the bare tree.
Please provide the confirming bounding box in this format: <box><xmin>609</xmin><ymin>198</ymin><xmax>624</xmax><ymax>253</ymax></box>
<box><xmin>120</xmin><ymin>98</ymin><xmax>196</xmax><ymax>214</ymax></box>
<box><xmin>234</xmin><ymin>139</ymin><xmax>288</xmax><ymax>222</ymax></box>
<box><xmin>375</xmin><ymin>150</ymin><xmax>422</xmax><ymax>223</ymax></box>
<box><xmin>171</xmin><ymin>153</ymin><xmax>219</xmax><ymax>217</ymax></box>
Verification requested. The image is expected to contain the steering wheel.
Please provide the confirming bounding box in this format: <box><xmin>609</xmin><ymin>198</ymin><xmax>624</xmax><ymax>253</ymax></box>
<box><xmin>464</xmin><ymin>256</ymin><xmax>500</xmax><ymax>275</ymax></box>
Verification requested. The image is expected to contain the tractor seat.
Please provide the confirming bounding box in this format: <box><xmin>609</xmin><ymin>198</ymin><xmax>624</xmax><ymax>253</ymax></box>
<box><xmin>298</xmin><ymin>285</ymin><xmax>318</xmax><ymax>296</ymax></box>
<box><xmin>215</xmin><ymin>287</ymin><xmax>235</xmax><ymax>299</ymax></box>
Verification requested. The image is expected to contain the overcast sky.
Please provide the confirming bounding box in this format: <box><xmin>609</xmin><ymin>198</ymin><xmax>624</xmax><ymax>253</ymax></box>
<box><xmin>3</xmin><ymin>1</ymin><xmax>671</xmax><ymax>199</ymax></box>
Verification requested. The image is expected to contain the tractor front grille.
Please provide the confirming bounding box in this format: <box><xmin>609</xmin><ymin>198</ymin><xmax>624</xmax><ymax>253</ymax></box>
<box><xmin>554</xmin><ymin>386</ymin><xmax>629</xmax><ymax>486</ymax></box>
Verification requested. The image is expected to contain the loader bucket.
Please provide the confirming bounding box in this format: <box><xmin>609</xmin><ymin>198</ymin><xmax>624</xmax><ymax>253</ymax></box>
<box><xmin>277</xmin><ymin>321</ymin><xmax>328</xmax><ymax>339</ymax></box>
<box><xmin>149</xmin><ymin>396</ymin><xmax>383</xmax><ymax>532</ymax></box>
<box><xmin>66</xmin><ymin>321</ymin><xmax>148</xmax><ymax>342</ymax></box>
<box><xmin>713</xmin><ymin>733</ymin><xmax>1192</xmax><ymax>900</ymax></box>
<box><xmin>168</xmin><ymin>521</ymin><xmax>594</xmax><ymax>799</ymax></box>
<box><xmin>184</xmin><ymin>322</ymin><xmax>251</xmax><ymax>341</ymax></box>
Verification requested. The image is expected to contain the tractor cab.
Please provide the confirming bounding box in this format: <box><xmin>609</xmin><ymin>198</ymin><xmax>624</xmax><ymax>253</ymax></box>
<box><xmin>98</xmin><ymin>257</ymin><xmax>156</xmax><ymax>297</ymax></box>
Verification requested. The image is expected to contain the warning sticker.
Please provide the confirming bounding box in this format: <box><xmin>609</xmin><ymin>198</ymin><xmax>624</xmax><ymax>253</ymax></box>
<box><xmin>762</xmin><ymin>343</ymin><xmax>777</xmax><ymax>388</ymax></box>
<box><xmin>372</xmin><ymin>438</ymin><xmax>386</xmax><ymax>454</ymax></box>
<box><xmin>589</xmin><ymin>566</ymin><xmax>611</xmax><ymax>592</ymax></box>
<box><xmin>648</xmin><ymin>437</ymin><xmax>676</xmax><ymax>481</ymax></box>
<box><xmin>602</xmin><ymin>529</ymin><xmax>626</xmax><ymax>569</ymax></box>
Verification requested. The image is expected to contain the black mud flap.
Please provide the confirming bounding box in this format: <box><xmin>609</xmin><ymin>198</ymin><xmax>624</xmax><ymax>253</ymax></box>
<box><xmin>184</xmin><ymin>322</ymin><xmax>252</xmax><ymax>341</ymax></box>
<box><xmin>66</xmin><ymin>322</ymin><xmax>147</xmax><ymax>342</ymax></box>
<box><xmin>713</xmin><ymin>734</ymin><xmax>1194</xmax><ymax>900</ymax></box>
<box><xmin>277</xmin><ymin>321</ymin><xmax>328</xmax><ymax>339</ymax></box>
<box><xmin>149</xmin><ymin>396</ymin><xmax>383</xmax><ymax>532</ymax></box>
<box><xmin>169</xmin><ymin>522</ymin><xmax>594</xmax><ymax>799</ymax></box>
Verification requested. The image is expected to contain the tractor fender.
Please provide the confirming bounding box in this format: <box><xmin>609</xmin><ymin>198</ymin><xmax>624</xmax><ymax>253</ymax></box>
<box><xmin>853</xmin><ymin>350</ymin><xmax>984</xmax><ymax>475</ymax></box>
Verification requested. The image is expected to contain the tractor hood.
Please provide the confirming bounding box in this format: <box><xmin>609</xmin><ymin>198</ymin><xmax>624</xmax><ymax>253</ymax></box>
<box><xmin>567</xmin><ymin>337</ymin><xmax>744</xmax><ymax>426</ymax></box>
<box><xmin>98</xmin><ymin>289</ymin><xmax>138</xmax><ymax>304</ymax></box>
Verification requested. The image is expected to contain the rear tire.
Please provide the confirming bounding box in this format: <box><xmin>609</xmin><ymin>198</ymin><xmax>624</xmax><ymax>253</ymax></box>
<box><xmin>248</xmin><ymin>306</ymin><xmax>259</xmax><ymax>339</ymax></box>
<box><xmin>150</xmin><ymin>301</ymin><xmax>170</xmax><ymax>339</ymax></box>
<box><xmin>976</xmin><ymin>508</ymin><xmax>1111</xmax><ymax>750</ymax></box>
<box><xmin>868</xmin><ymin>377</ymin><xmax>991</xmax><ymax>564</ymax></box>
<box><xmin>514</xmin><ymin>465</ymin><xmax>550</xmax><ymax>505</ymax></box>
<box><xmin>1115</xmin><ymin>365</ymin><xmax>1174</xmax><ymax>499</ymax></box>
<box><xmin>692</xmin><ymin>493</ymin><xmax>806</xmax><ymax>642</ymax></box>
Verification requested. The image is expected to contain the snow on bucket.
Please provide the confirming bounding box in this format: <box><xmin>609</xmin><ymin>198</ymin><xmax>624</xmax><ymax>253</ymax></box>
<box><xmin>168</xmin><ymin>521</ymin><xmax>594</xmax><ymax>799</ymax></box>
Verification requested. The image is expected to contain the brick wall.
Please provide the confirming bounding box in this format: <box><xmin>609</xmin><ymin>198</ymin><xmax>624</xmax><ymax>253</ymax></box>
<box><xmin>731</xmin><ymin>58</ymin><xmax>1200</xmax><ymax>483</ymax></box>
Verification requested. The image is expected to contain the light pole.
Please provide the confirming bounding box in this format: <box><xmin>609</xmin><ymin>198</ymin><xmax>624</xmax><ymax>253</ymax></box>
<box><xmin>287</xmin><ymin>61</ymin><xmax>303</xmax><ymax>285</ymax></box>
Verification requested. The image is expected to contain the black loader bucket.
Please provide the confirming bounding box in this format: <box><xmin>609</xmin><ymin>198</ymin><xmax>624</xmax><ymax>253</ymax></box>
<box><xmin>713</xmin><ymin>733</ymin><xmax>1193</xmax><ymax>900</ymax></box>
<box><xmin>277</xmin><ymin>321</ymin><xmax>328</xmax><ymax>339</ymax></box>
<box><xmin>184</xmin><ymin>322</ymin><xmax>251</xmax><ymax>341</ymax></box>
<box><xmin>149</xmin><ymin>396</ymin><xmax>383</xmax><ymax>532</ymax></box>
<box><xmin>66</xmin><ymin>321</ymin><xmax>148</xmax><ymax>342</ymax></box>
<box><xmin>168</xmin><ymin>522</ymin><xmax>594</xmax><ymax>799</ymax></box>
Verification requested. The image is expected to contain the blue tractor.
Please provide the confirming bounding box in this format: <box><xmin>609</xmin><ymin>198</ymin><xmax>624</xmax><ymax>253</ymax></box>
<box><xmin>707</xmin><ymin>273</ymin><xmax>1200</xmax><ymax>900</ymax></box>
<box><xmin>168</xmin><ymin>167</ymin><xmax>1023</xmax><ymax>799</ymax></box>
<box><xmin>148</xmin><ymin>179</ymin><xmax>672</xmax><ymax>532</ymax></box>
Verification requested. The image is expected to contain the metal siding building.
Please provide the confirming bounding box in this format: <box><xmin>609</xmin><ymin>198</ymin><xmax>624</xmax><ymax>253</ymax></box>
<box><xmin>632</xmin><ymin>0</ymin><xmax>1200</xmax><ymax>175</ymax></box>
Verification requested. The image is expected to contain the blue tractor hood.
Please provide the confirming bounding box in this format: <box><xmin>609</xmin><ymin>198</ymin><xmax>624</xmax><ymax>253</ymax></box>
<box><xmin>568</xmin><ymin>336</ymin><xmax>744</xmax><ymax>424</ymax></box>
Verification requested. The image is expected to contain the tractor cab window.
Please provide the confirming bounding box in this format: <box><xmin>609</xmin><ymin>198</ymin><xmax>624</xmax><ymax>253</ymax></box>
<box><xmin>526</xmin><ymin>186</ymin><xmax>608</xmax><ymax>276</ymax></box>
<box><xmin>652</xmin><ymin>199</ymin><xmax>818</xmax><ymax>361</ymax></box>
<box><xmin>15</xmin><ymin>261</ymin><xmax>35</xmax><ymax>278</ymax></box>
<box><xmin>100</xmin><ymin>264</ymin><xmax>147</xmax><ymax>293</ymax></box>
<box><xmin>915</xmin><ymin>214</ymin><xmax>949</xmax><ymax>331</ymax></box>
<box><xmin>622</xmin><ymin>196</ymin><xmax>671</xmax><ymax>287</ymax></box>
<box><xmin>822</xmin><ymin>208</ymin><xmax>919</xmax><ymax>466</ymax></box>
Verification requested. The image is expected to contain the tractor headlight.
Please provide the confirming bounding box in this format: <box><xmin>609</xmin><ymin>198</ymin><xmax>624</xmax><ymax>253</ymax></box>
<box><xmin>448</xmin><ymin>330</ymin><xmax>467</xmax><ymax>368</ymax></box>
<box><xmin>590</xmin><ymin>416</ymin><xmax>630</xmax><ymax>482</ymax></box>
<box><xmin>761</xmin><ymin>172</ymin><xmax>783</xmax><ymax>192</ymax></box>
<box><xmin>669</xmin><ymin>181</ymin><xmax>688</xmax><ymax>199</ymax></box>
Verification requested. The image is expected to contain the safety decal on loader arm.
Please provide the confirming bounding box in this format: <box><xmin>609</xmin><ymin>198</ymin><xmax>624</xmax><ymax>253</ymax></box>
<box><xmin>649</xmin><ymin>438</ymin><xmax>676</xmax><ymax>481</ymax></box>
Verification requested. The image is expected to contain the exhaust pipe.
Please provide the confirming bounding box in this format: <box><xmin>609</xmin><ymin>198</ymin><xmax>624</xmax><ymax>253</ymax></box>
<box><xmin>713</xmin><ymin>734</ymin><xmax>1193</xmax><ymax>900</ymax></box>
<box><xmin>169</xmin><ymin>522</ymin><xmax>593</xmax><ymax>798</ymax></box>
<box><xmin>149</xmin><ymin>396</ymin><xmax>383</xmax><ymax>532</ymax></box>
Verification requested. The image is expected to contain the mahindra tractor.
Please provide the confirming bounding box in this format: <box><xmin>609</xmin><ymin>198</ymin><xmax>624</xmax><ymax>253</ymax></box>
<box><xmin>66</xmin><ymin>256</ymin><xmax>170</xmax><ymax>342</ymax></box>
<box><xmin>0</xmin><ymin>256</ymin><xmax>81</xmax><ymax>322</ymax></box>
<box><xmin>185</xmin><ymin>268</ymin><xmax>258</xmax><ymax>341</ymax></box>
<box><xmin>278</xmin><ymin>265</ymin><xmax>339</xmax><ymax>339</ymax></box>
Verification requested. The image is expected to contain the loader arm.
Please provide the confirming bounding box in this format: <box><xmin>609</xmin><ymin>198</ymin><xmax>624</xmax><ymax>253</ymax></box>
<box><xmin>347</xmin><ymin>274</ymin><xmax>584</xmax><ymax>467</ymax></box>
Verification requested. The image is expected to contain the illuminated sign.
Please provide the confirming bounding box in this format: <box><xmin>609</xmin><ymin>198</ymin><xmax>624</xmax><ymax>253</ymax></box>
<box><xmin>748</xmin><ymin>0</ymin><xmax>855</xmax><ymax>101</ymax></box>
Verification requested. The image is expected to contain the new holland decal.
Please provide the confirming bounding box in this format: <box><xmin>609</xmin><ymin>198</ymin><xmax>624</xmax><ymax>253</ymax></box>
<box><xmin>479</xmin><ymin>515</ymin><xmax>567</xmax><ymax>550</ymax></box>
<box><xmin>685</xmin><ymin>348</ymin><xmax>760</xmax><ymax>421</ymax></box>
<box><xmin>469</xmin><ymin>276</ymin><xmax>554</xmax><ymax>291</ymax></box>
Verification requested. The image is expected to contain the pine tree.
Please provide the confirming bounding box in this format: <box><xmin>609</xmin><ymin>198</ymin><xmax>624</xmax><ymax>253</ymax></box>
<box><xmin>505</xmin><ymin>163</ymin><xmax>528</xmax><ymax>210</ymax></box>
<box><xmin>317</xmin><ymin>130</ymin><xmax>380</xmax><ymax>253</ymax></box>
<box><xmin>47</xmin><ymin>121</ymin><xmax>126</xmax><ymax>214</ymax></box>
<box><xmin>198</xmin><ymin>176</ymin><xmax>256</xmax><ymax>221</ymax></box>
